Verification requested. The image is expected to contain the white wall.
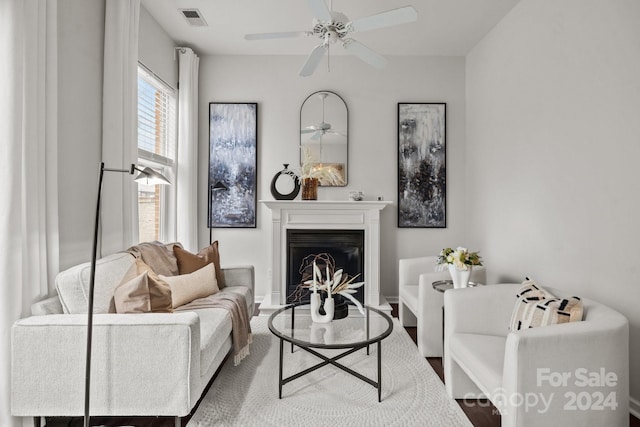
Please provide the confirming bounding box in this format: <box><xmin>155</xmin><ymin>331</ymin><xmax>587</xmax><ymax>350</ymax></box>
<box><xmin>197</xmin><ymin>55</ymin><xmax>467</xmax><ymax>302</ymax></box>
<box><xmin>466</xmin><ymin>0</ymin><xmax>640</xmax><ymax>408</ymax></box>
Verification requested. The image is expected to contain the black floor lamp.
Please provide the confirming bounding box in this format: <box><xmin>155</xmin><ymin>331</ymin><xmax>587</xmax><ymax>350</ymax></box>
<box><xmin>84</xmin><ymin>162</ymin><xmax>170</xmax><ymax>427</ymax></box>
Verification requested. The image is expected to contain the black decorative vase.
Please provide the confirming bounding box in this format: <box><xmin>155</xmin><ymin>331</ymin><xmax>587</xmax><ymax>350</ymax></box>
<box><xmin>333</xmin><ymin>295</ymin><xmax>349</xmax><ymax>320</ymax></box>
<box><xmin>318</xmin><ymin>294</ymin><xmax>349</xmax><ymax>319</ymax></box>
<box><xmin>270</xmin><ymin>164</ymin><xmax>300</xmax><ymax>200</ymax></box>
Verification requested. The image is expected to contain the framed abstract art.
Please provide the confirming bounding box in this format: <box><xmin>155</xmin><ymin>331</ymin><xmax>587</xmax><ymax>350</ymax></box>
<box><xmin>208</xmin><ymin>102</ymin><xmax>258</xmax><ymax>228</ymax></box>
<box><xmin>397</xmin><ymin>103</ymin><xmax>446</xmax><ymax>228</ymax></box>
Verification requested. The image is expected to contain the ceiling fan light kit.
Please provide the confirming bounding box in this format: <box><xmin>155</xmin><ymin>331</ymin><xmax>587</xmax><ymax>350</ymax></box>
<box><xmin>244</xmin><ymin>0</ymin><xmax>417</xmax><ymax>76</ymax></box>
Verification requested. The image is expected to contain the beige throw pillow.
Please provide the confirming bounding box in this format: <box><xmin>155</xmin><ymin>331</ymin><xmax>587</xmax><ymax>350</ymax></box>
<box><xmin>173</xmin><ymin>241</ymin><xmax>226</xmax><ymax>289</ymax></box>
<box><xmin>160</xmin><ymin>263</ymin><xmax>219</xmax><ymax>308</ymax></box>
<box><xmin>114</xmin><ymin>272</ymin><xmax>152</xmax><ymax>313</ymax></box>
<box><xmin>113</xmin><ymin>259</ymin><xmax>173</xmax><ymax>313</ymax></box>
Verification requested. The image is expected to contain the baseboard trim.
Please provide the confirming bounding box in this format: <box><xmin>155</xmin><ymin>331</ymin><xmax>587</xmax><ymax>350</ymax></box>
<box><xmin>630</xmin><ymin>396</ymin><xmax>640</xmax><ymax>419</ymax></box>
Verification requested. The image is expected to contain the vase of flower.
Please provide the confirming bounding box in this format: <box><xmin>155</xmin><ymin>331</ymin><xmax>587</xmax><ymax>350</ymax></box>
<box><xmin>436</xmin><ymin>246</ymin><xmax>482</xmax><ymax>289</ymax></box>
<box><xmin>448</xmin><ymin>264</ymin><xmax>472</xmax><ymax>289</ymax></box>
<box><xmin>300</xmin><ymin>257</ymin><xmax>366</xmax><ymax>319</ymax></box>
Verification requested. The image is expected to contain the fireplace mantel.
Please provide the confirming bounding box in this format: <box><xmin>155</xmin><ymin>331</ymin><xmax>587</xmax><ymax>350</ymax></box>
<box><xmin>259</xmin><ymin>200</ymin><xmax>391</xmax><ymax>315</ymax></box>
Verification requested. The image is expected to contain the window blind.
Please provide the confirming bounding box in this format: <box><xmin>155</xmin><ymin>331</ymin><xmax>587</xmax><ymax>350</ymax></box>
<box><xmin>137</xmin><ymin>65</ymin><xmax>176</xmax><ymax>163</ymax></box>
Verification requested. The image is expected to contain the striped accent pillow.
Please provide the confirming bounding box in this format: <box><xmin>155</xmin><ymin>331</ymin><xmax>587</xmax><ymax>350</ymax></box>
<box><xmin>510</xmin><ymin>279</ymin><xmax>583</xmax><ymax>331</ymax></box>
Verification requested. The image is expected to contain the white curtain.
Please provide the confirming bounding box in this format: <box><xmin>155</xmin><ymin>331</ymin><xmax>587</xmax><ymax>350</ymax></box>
<box><xmin>100</xmin><ymin>0</ymin><xmax>140</xmax><ymax>255</ymax></box>
<box><xmin>176</xmin><ymin>48</ymin><xmax>200</xmax><ymax>252</ymax></box>
<box><xmin>0</xmin><ymin>1</ymin><xmax>59</xmax><ymax>426</ymax></box>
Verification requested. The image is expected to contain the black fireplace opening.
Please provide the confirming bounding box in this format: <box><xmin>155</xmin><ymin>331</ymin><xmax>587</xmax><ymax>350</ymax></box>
<box><xmin>286</xmin><ymin>229</ymin><xmax>365</xmax><ymax>305</ymax></box>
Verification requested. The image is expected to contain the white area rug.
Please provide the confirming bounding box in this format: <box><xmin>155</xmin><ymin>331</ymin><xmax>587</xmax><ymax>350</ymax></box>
<box><xmin>187</xmin><ymin>316</ymin><xmax>472</xmax><ymax>427</ymax></box>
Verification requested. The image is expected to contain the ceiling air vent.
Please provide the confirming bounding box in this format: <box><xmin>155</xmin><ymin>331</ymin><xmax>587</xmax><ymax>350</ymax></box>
<box><xmin>180</xmin><ymin>9</ymin><xmax>207</xmax><ymax>27</ymax></box>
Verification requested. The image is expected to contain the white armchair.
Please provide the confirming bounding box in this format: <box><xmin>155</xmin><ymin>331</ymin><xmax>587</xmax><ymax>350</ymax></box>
<box><xmin>398</xmin><ymin>256</ymin><xmax>486</xmax><ymax>357</ymax></box>
<box><xmin>444</xmin><ymin>284</ymin><xmax>629</xmax><ymax>427</ymax></box>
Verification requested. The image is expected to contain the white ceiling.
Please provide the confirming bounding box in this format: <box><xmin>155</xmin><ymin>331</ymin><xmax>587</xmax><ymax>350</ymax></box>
<box><xmin>141</xmin><ymin>0</ymin><xmax>522</xmax><ymax>57</ymax></box>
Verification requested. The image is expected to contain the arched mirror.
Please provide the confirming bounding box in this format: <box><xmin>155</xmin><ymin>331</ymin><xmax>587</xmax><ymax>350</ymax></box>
<box><xmin>300</xmin><ymin>91</ymin><xmax>348</xmax><ymax>186</ymax></box>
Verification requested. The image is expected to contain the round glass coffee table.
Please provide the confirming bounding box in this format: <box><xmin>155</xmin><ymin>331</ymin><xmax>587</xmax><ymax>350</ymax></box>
<box><xmin>268</xmin><ymin>302</ymin><xmax>393</xmax><ymax>402</ymax></box>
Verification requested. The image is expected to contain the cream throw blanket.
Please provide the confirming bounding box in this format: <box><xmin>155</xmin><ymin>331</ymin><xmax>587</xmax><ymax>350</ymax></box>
<box><xmin>176</xmin><ymin>292</ymin><xmax>252</xmax><ymax>366</ymax></box>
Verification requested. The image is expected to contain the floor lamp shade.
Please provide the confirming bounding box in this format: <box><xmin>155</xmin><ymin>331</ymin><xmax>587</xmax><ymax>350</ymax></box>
<box><xmin>84</xmin><ymin>162</ymin><xmax>170</xmax><ymax>427</ymax></box>
<box><xmin>134</xmin><ymin>166</ymin><xmax>170</xmax><ymax>185</ymax></box>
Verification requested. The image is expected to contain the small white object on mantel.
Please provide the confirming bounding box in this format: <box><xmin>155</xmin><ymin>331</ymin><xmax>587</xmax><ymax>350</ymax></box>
<box><xmin>259</xmin><ymin>200</ymin><xmax>392</xmax><ymax>316</ymax></box>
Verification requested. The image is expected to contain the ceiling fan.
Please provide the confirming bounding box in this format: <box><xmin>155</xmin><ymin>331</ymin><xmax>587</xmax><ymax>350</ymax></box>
<box><xmin>244</xmin><ymin>0</ymin><xmax>418</xmax><ymax>77</ymax></box>
<box><xmin>301</xmin><ymin>92</ymin><xmax>346</xmax><ymax>140</ymax></box>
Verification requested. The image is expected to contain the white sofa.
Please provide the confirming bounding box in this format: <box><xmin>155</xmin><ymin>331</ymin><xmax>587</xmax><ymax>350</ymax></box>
<box><xmin>444</xmin><ymin>283</ymin><xmax>629</xmax><ymax>427</ymax></box>
<box><xmin>11</xmin><ymin>250</ymin><xmax>254</xmax><ymax>425</ymax></box>
<box><xmin>398</xmin><ymin>256</ymin><xmax>486</xmax><ymax>357</ymax></box>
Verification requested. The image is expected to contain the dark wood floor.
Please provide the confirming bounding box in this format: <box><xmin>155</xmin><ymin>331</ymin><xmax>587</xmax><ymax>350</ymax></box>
<box><xmin>388</xmin><ymin>305</ymin><xmax>502</xmax><ymax>427</ymax></box>
<box><xmin>45</xmin><ymin>304</ymin><xmax>639</xmax><ymax>427</ymax></box>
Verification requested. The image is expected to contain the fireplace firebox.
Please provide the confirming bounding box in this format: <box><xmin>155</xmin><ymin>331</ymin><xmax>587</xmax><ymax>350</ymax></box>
<box><xmin>286</xmin><ymin>229</ymin><xmax>365</xmax><ymax>305</ymax></box>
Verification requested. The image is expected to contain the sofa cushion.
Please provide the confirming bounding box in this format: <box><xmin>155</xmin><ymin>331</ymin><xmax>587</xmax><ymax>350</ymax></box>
<box><xmin>113</xmin><ymin>259</ymin><xmax>173</xmax><ymax>313</ymax></box>
<box><xmin>510</xmin><ymin>279</ymin><xmax>583</xmax><ymax>331</ymax></box>
<box><xmin>174</xmin><ymin>241</ymin><xmax>226</xmax><ymax>289</ymax></box>
<box><xmin>221</xmin><ymin>285</ymin><xmax>254</xmax><ymax>313</ymax></box>
<box><xmin>55</xmin><ymin>252</ymin><xmax>135</xmax><ymax>314</ymax></box>
<box><xmin>160</xmin><ymin>263</ymin><xmax>219</xmax><ymax>308</ymax></box>
<box><xmin>449</xmin><ymin>333</ymin><xmax>506</xmax><ymax>398</ymax></box>
<box><xmin>177</xmin><ymin>286</ymin><xmax>253</xmax><ymax>376</ymax></box>
<box><xmin>196</xmin><ymin>307</ymin><xmax>233</xmax><ymax>376</ymax></box>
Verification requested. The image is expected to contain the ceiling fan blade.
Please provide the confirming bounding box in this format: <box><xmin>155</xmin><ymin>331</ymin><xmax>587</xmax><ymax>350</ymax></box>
<box><xmin>301</xmin><ymin>129</ymin><xmax>318</xmax><ymax>134</ymax></box>
<box><xmin>307</xmin><ymin>0</ymin><xmax>331</xmax><ymax>22</ymax></box>
<box><xmin>327</xmin><ymin>130</ymin><xmax>347</xmax><ymax>137</ymax></box>
<box><xmin>349</xmin><ymin>6</ymin><xmax>418</xmax><ymax>33</ymax></box>
<box><xmin>245</xmin><ymin>31</ymin><xmax>310</xmax><ymax>41</ymax></box>
<box><xmin>299</xmin><ymin>45</ymin><xmax>327</xmax><ymax>77</ymax></box>
<box><xmin>310</xmin><ymin>131</ymin><xmax>323</xmax><ymax>140</ymax></box>
<box><xmin>342</xmin><ymin>39</ymin><xmax>388</xmax><ymax>69</ymax></box>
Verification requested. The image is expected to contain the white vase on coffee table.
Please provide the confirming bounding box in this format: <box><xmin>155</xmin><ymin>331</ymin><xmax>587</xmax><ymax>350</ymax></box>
<box><xmin>448</xmin><ymin>264</ymin><xmax>472</xmax><ymax>289</ymax></box>
<box><xmin>310</xmin><ymin>292</ymin><xmax>334</xmax><ymax>323</ymax></box>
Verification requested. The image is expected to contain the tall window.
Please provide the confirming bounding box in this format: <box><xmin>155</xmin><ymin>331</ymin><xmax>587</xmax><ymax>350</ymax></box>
<box><xmin>137</xmin><ymin>64</ymin><xmax>177</xmax><ymax>242</ymax></box>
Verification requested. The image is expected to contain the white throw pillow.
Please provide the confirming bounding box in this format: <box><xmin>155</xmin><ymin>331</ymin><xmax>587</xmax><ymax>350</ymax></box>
<box><xmin>160</xmin><ymin>263</ymin><xmax>219</xmax><ymax>308</ymax></box>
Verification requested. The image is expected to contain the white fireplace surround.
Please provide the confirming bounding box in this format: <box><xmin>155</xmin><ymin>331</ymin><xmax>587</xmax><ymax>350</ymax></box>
<box><xmin>259</xmin><ymin>200</ymin><xmax>391</xmax><ymax>315</ymax></box>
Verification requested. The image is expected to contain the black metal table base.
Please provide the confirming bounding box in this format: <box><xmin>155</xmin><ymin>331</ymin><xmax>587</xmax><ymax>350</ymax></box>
<box><xmin>278</xmin><ymin>338</ymin><xmax>383</xmax><ymax>402</ymax></box>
